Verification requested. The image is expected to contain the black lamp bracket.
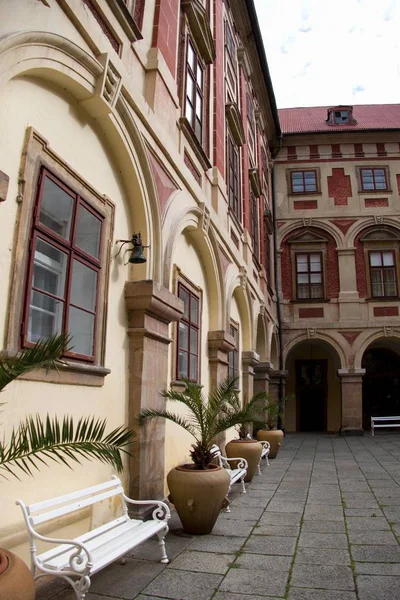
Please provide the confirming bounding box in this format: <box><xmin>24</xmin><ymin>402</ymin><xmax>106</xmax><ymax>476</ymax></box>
<box><xmin>115</xmin><ymin>234</ymin><xmax>150</xmax><ymax>265</ymax></box>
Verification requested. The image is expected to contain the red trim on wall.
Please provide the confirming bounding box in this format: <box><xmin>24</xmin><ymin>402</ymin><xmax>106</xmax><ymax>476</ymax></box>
<box><xmin>277</xmin><ymin>156</ymin><xmax>400</xmax><ymax>165</ymax></box>
<box><xmin>340</xmin><ymin>331</ymin><xmax>361</xmax><ymax>345</ymax></box>
<box><xmin>299</xmin><ymin>307</ymin><xmax>324</xmax><ymax>318</ymax></box>
<box><xmin>354</xmin><ymin>143</ymin><xmax>364</xmax><ymax>157</ymax></box>
<box><xmin>332</xmin><ymin>143</ymin><xmax>342</xmax><ymax>158</ymax></box>
<box><xmin>397</xmin><ymin>174</ymin><xmax>400</xmax><ymax>195</ymax></box>
<box><xmin>82</xmin><ymin>0</ymin><xmax>120</xmax><ymax>52</ymax></box>
<box><xmin>309</xmin><ymin>144</ymin><xmax>319</xmax><ymax>159</ymax></box>
<box><xmin>240</xmin><ymin>68</ymin><xmax>250</xmax><ymax>232</ymax></box>
<box><xmin>151</xmin><ymin>0</ymin><xmax>179</xmax><ymax>77</ymax></box>
<box><xmin>377</xmin><ymin>142</ymin><xmax>387</xmax><ymax>157</ymax></box>
<box><xmin>374</xmin><ymin>306</ymin><xmax>399</xmax><ymax>317</ymax></box>
<box><xmin>364</xmin><ymin>198</ymin><xmax>388</xmax><ymax>208</ymax></box>
<box><xmin>293</xmin><ymin>200</ymin><xmax>318</xmax><ymax>210</ymax></box>
<box><xmin>287</xmin><ymin>146</ymin><xmax>297</xmax><ymax>160</ymax></box>
<box><xmin>327</xmin><ymin>168</ymin><xmax>352</xmax><ymax>206</ymax></box>
<box><xmin>330</xmin><ymin>219</ymin><xmax>356</xmax><ymax>235</ymax></box>
<box><xmin>354</xmin><ymin>233</ymin><xmax>367</xmax><ymax>298</ymax></box>
<box><xmin>212</xmin><ymin>0</ymin><xmax>224</xmax><ymax>174</ymax></box>
<box><xmin>184</xmin><ymin>151</ymin><xmax>202</xmax><ymax>185</ymax></box>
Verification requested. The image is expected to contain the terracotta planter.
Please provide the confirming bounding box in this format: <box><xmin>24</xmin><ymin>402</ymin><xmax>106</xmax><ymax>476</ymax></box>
<box><xmin>256</xmin><ymin>429</ymin><xmax>284</xmax><ymax>459</ymax></box>
<box><xmin>167</xmin><ymin>464</ymin><xmax>230</xmax><ymax>534</ymax></box>
<box><xmin>0</xmin><ymin>549</ymin><xmax>35</xmax><ymax>600</ymax></box>
<box><xmin>225</xmin><ymin>439</ymin><xmax>263</xmax><ymax>482</ymax></box>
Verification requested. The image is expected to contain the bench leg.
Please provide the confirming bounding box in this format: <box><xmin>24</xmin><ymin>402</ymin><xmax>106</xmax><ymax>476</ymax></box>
<box><xmin>157</xmin><ymin>528</ymin><xmax>169</xmax><ymax>564</ymax></box>
<box><xmin>240</xmin><ymin>476</ymin><xmax>246</xmax><ymax>494</ymax></box>
<box><xmin>257</xmin><ymin>460</ymin><xmax>261</xmax><ymax>476</ymax></box>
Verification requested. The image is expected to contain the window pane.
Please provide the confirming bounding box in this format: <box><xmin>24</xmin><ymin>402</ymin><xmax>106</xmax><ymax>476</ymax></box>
<box><xmin>185</xmin><ymin>102</ymin><xmax>193</xmax><ymax>124</ymax></box>
<box><xmin>33</xmin><ymin>239</ymin><xmax>68</xmax><ymax>298</ymax></box>
<box><xmin>292</xmin><ymin>172</ymin><xmax>303</xmax><ymax>180</ymax></box>
<box><xmin>195</xmin><ymin>118</ymin><xmax>202</xmax><ymax>141</ymax></box>
<box><xmin>310</xmin><ymin>273</ymin><xmax>322</xmax><ymax>283</ymax></box>
<box><xmin>179</xmin><ymin>322</ymin><xmax>189</xmax><ymax>351</ymax></box>
<box><xmin>293</xmin><ymin>183</ymin><xmax>305</xmax><ymax>192</ymax></box>
<box><xmin>297</xmin><ymin>274</ymin><xmax>309</xmax><ymax>284</ymax></box>
<box><xmin>310</xmin><ymin>255</ymin><xmax>321</xmax><ymax>271</ymax></box>
<box><xmin>187</xmin><ymin>43</ymin><xmax>195</xmax><ymax>70</ymax></box>
<box><xmin>196</xmin><ymin>93</ymin><xmax>202</xmax><ymax>118</ymax></box>
<box><xmin>179</xmin><ymin>287</ymin><xmax>190</xmax><ymax>318</ymax></box>
<box><xmin>197</xmin><ymin>66</ymin><xmax>203</xmax><ymax>88</ymax></box>
<box><xmin>297</xmin><ymin>255</ymin><xmax>308</xmax><ymax>272</ymax></box>
<box><xmin>70</xmin><ymin>260</ymin><xmax>97</xmax><ymax>312</ymax></box>
<box><xmin>383</xmin><ymin>252</ymin><xmax>394</xmax><ymax>266</ymax></box>
<box><xmin>178</xmin><ymin>350</ymin><xmax>188</xmax><ymax>379</ymax></box>
<box><xmin>186</xmin><ymin>73</ymin><xmax>194</xmax><ymax>103</ymax></box>
<box><xmin>191</xmin><ymin>296</ymin><xmax>199</xmax><ymax>323</ymax></box>
<box><xmin>297</xmin><ymin>285</ymin><xmax>309</xmax><ymax>299</ymax></box>
<box><xmin>28</xmin><ymin>289</ymin><xmax>63</xmax><ymax>343</ymax></box>
<box><xmin>68</xmin><ymin>306</ymin><xmax>94</xmax><ymax>356</ymax></box>
<box><xmin>39</xmin><ymin>177</ymin><xmax>74</xmax><ymax>240</ymax></box>
<box><xmin>190</xmin><ymin>326</ymin><xmax>198</xmax><ymax>354</ymax></box>
<box><xmin>75</xmin><ymin>206</ymin><xmax>101</xmax><ymax>259</ymax></box>
<box><xmin>370</xmin><ymin>252</ymin><xmax>382</xmax><ymax>267</ymax></box>
<box><xmin>311</xmin><ymin>284</ymin><xmax>323</xmax><ymax>298</ymax></box>
<box><xmin>189</xmin><ymin>353</ymin><xmax>197</xmax><ymax>380</ymax></box>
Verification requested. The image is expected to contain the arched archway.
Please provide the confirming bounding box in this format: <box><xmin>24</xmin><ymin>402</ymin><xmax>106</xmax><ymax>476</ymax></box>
<box><xmin>285</xmin><ymin>337</ymin><xmax>342</xmax><ymax>432</ymax></box>
<box><xmin>362</xmin><ymin>341</ymin><xmax>400</xmax><ymax>430</ymax></box>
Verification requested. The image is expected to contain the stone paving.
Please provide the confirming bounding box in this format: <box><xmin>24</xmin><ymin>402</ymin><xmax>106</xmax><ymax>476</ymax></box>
<box><xmin>36</xmin><ymin>433</ymin><xmax>400</xmax><ymax>600</ymax></box>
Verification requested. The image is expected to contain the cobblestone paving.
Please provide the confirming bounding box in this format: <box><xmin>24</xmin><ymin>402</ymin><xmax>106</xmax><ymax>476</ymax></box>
<box><xmin>37</xmin><ymin>433</ymin><xmax>400</xmax><ymax>600</ymax></box>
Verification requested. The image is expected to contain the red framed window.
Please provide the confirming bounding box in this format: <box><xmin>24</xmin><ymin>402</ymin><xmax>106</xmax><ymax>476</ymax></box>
<box><xmin>290</xmin><ymin>170</ymin><xmax>317</xmax><ymax>194</ymax></box>
<box><xmin>334</xmin><ymin>110</ymin><xmax>349</xmax><ymax>124</ymax></box>
<box><xmin>228</xmin><ymin>323</ymin><xmax>239</xmax><ymax>381</ymax></box>
<box><xmin>185</xmin><ymin>40</ymin><xmax>204</xmax><ymax>144</ymax></box>
<box><xmin>23</xmin><ymin>168</ymin><xmax>103</xmax><ymax>361</ymax></box>
<box><xmin>296</xmin><ymin>253</ymin><xmax>323</xmax><ymax>299</ymax></box>
<box><xmin>227</xmin><ymin>132</ymin><xmax>241</xmax><ymax>220</ymax></box>
<box><xmin>360</xmin><ymin>168</ymin><xmax>388</xmax><ymax>191</ymax></box>
<box><xmin>369</xmin><ymin>250</ymin><xmax>397</xmax><ymax>297</ymax></box>
<box><xmin>177</xmin><ymin>282</ymin><xmax>200</xmax><ymax>381</ymax></box>
<box><xmin>250</xmin><ymin>191</ymin><xmax>260</xmax><ymax>260</ymax></box>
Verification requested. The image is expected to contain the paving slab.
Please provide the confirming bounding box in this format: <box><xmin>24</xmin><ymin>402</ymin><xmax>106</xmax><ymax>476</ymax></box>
<box><xmin>355</xmin><ymin>562</ymin><xmax>400</xmax><ymax>575</ymax></box>
<box><xmin>288</xmin><ymin>590</ymin><xmax>357</xmax><ymax>600</ymax></box>
<box><xmin>243</xmin><ymin>535</ymin><xmax>297</xmax><ymax>556</ymax></box>
<box><xmin>357</xmin><ymin>575</ymin><xmax>400</xmax><ymax>600</ymax></box>
<box><xmin>258</xmin><ymin>512</ymin><xmax>302</xmax><ymax>526</ymax></box>
<box><xmin>89</xmin><ymin>558</ymin><xmax>165</xmax><ymax>599</ymax></box>
<box><xmin>188</xmin><ymin>534</ymin><xmax>246</xmax><ymax>554</ymax></box>
<box><xmin>168</xmin><ymin>550</ymin><xmax>233</xmax><ymax>574</ymax></box>
<box><xmin>255</xmin><ymin>524</ymin><xmax>301</xmax><ymax>536</ymax></box>
<box><xmin>347</xmin><ymin>530</ymin><xmax>398</xmax><ymax>545</ymax></box>
<box><xmin>218</xmin><ymin>567</ymin><xmax>288</xmax><ymax>597</ymax></box>
<box><xmin>290</xmin><ymin>564</ymin><xmax>355</xmax><ymax>591</ymax></box>
<box><xmin>235</xmin><ymin>552</ymin><xmax>292</xmax><ymax>571</ymax></box>
<box><xmin>211</xmin><ymin>518</ymin><xmax>257</xmax><ymax>537</ymax></box>
<box><xmin>350</xmin><ymin>544</ymin><xmax>400</xmax><ymax>562</ymax></box>
<box><xmin>213</xmin><ymin>593</ymin><xmax>282</xmax><ymax>600</ymax></box>
<box><xmin>295</xmin><ymin>547</ymin><xmax>351</xmax><ymax>565</ymax></box>
<box><xmin>303</xmin><ymin>504</ymin><xmax>344</xmax><ymax>521</ymax></box>
<box><xmin>142</xmin><ymin>569</ymin><xmax>223</xmax><ymax>600</ymax></box>
<box><xmin>298</xmin><ymin>532</ymin><xmax>348</xmax><ymax>549</ymax></box>
<box><xmin>301</xmin><ymin>520</ymin><xmax>346</xmax><ymax>534</ymax></box>
<box><xmin>346</xmin><ymin>516</ymin><xmax>391</xmax><ymax>531</ymax></box>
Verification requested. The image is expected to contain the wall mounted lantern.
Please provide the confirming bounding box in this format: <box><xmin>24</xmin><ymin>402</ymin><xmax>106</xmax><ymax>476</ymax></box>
<box><xmin>115</xmin><ymin>233</ymin><xmax>149</xmax><ymax>264</ymax></box>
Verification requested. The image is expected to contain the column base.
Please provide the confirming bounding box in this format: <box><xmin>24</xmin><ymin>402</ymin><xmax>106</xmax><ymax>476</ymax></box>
<box><xmin>340</xmin><ymin>427</ymin><xmax>364</xmax><ymax>436</ymax></box>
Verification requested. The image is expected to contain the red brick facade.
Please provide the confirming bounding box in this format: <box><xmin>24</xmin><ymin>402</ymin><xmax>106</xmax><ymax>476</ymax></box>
<box><xmin>327</xmin><ymin>168</ymin><xmax>352</xmax><ymax>206</ymax></box>
<box><xmin>152</xmin><ymin>0</ymin><xmax>179</xmax><ymax>77</ymax></box>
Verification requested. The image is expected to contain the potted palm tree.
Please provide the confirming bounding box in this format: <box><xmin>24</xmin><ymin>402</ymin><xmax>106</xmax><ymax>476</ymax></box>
<box><xmin>0</xmin><ymin>334</ymin><xmax>133</xmax><ymax>600</ymax></box>
<box><xmin>223</xmin><ymin>389</ymin><xmax>270</xmax><ymax>482</ymax></box>
<box><xmin>255</xmin><ymin>396</ymin><xmax>288</xmax><ymax>459</ymax></box>
<box><xmin>138</xmin><ymin>377</ymin><xmax>260</xmax><ymax>535</ymax></box>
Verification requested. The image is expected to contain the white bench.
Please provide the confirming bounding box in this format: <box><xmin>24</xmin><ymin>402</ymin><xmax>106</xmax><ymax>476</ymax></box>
<box><xmin>258</xmin><ymin>440</ymin><xmax>270</xmax><ymax>475</ymax></box>
<box><xmin>371</xmin><ymin>416</ymin><xmax>400</xmax><ymax>436</ymax></box>
<box><xmin>16</xmin><ymin>476</ymin><xmax>170</xmax><ymax>600</ymax></box>
<box><xmin>210</xmin><ymin>444</ymin><xmax>248</xmax><ymax>500</ymax></box>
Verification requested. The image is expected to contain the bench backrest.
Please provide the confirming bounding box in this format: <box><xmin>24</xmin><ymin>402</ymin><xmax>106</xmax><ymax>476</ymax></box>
<box><xmin>371</xmin><ymin>416</ymin><xmax>400</xmax><ymax>421</ymax></box>
<box><xmin>16</xmin><ymin>476</ymin><xmax>126</xmax><ymax>529</ymax></box>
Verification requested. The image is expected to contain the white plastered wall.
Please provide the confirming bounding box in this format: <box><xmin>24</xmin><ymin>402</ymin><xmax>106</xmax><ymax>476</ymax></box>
<box><xmin>0</xmin><ymin>75</ymin><xmax>133</xmax><ymax>558</ymax></box>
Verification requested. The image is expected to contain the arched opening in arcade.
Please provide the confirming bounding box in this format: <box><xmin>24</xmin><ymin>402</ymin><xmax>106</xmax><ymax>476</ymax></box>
<box><xmin>285</xmin><ymin>339</ymin><xmax>342</xmax><ymax>432</ymax></box>
<box><xmin>362</xmin><ymin>341</ymin><xmax>400</xmax><ymax>430</ymax></box>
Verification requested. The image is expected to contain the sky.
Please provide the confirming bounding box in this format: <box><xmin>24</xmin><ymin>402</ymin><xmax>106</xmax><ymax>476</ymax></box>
<box><xmin>254</xmin><ymin>0</ymin><xmax>400</xmax><ymax>109</ymax></box>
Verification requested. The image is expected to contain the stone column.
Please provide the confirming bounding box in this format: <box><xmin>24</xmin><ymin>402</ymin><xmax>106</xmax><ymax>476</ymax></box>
<box><xmin>268</xmin><ymin>369</ymin><xmax>288</xmax><ymax>404</ymax></box>
<box><xmin>338</xmin><ymin>368</ymin><xmax>365</xmax><ymax>435</ymax></box>
<box><xmin>125</xmin><ymin>280</ymin><xmax>183</xmax><ymax>501</ymax></box>
<box><xmin>253</xmin><ymin>361</ymin><xmax>272</xmax><ymax>394</ymax></box>
<box><xmin>337</xmin><ymin>248</ymin><xmax>360</xmax><ymax>319</ymax></box>
<box><xmin>208</xmin><ymin>330</ymin><xmax>235</xmax><ymax>447</ymax></box>
<box><xmin>242</xmin><ymin>351</ymin><xmax>260</xmax><ymax>402</ymax></box>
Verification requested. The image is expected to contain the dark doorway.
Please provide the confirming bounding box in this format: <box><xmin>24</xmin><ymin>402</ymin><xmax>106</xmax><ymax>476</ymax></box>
<box><xmin>296</xmin><ymin>360</ymin><xmax>327</xmax><ymax>431</ymax></box>
<box><xmin>362</xmin><ymin>348</ymin><xmax>400</xmax><ymax>430</ymax></box>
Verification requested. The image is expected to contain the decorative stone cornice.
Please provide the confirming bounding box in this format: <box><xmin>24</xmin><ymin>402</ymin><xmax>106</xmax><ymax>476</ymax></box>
<box><xmin>237</xmin><ymin>46</ymin><xmax>252</xmax><ymax>78</ymax></box>
<box><xmin>125</xmin><ymin>280</ymin><xmax>184</xmax><ymax>326</ymax></box>
<box><xmin>181</xmin><ymin>0</ymin><xmax>216</xmax><ymax>64</ymax></box>
<box><xmin>225</xmin><ymin>102</ymin><xmax>246</xmax><ymax>147</ymax></box>
<box><xmin>249</xmin><ymin>168</ymin><xmax>262</xmax><ymax>197</ymax></box>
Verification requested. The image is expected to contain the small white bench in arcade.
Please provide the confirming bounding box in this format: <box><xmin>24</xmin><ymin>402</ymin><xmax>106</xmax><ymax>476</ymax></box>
<box><xmin>371</xmin><ymin>416</ymin><xmax>400</xmax><ymax>436</ymax></box>
<box><xmin>210</xmin><ymin>444</ymin><xmax>248</xmax><ymax>495</ymax></box>
<box><xmin>16</xmin><ymin>476</ymin><xmax>170</xmax><ymax>600</ymax></box>
<box><xmin>258</xmin><ymin>440</ymin><xmax>270</xmax><ymax>474</ymax></box>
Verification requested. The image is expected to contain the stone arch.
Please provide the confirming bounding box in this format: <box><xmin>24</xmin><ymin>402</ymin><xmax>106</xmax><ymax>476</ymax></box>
<box><xmin>0</xmin><ymin>31</ymin><xmax>162</xmax><ymax>281</ymax></box>
<box><xmin>255</xmin><ymin>312</ymin><xmax>268</xmax><ymax>362</ymax></box>
<box><xmin>225</xmin><ymin>271</ymin><xmax>253</xmax><ymax>351</ymax></box>
<box><xmin>277</xmin><ymin>219</ymin><xmax>344</xmax><ymax>248</ymax></box>
<box><xmin>269</xmin><ymin>326</ymin><xmax>279</xmax><ymax>369</ymax></box>
<box><xmin>346</xmin><ymin>217</ymin><xmax>400</xmax><ymax>246</ymax></box>
<box><xmin>283</xmin><ymin>331</ymin><xmax>347</xmax><ymax>370</ymax></box>
<box><xmin>354</xmin><ymin>329</ymin><xmax>400</xmax><ymax>369</ymax></box>
<box><xmin>163</xmin><ymin>200</ymin><xmax>222</xmax><ymax>330</ymax></box>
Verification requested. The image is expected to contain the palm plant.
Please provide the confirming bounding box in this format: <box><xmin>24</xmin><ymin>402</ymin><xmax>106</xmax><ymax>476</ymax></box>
<box><xmin>0</xmin><ymin>334</ymin><xmax>133</xmax><ymax>479</ymax></box>
<box><xmin>138</xmin><ymin>376</ymin><xmax>262</xmax><ymax>469</ymax></box>
<box><xmin>223</xmin><ymin>388</ymin><xmax>272</xmax><ymax>439</ymax></box>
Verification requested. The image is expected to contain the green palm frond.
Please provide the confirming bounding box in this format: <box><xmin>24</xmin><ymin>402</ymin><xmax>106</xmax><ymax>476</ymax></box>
<box><xmin>138</xmin><ymin>408</ymin><xmax>198</xmax><ymax>440</ymax></box>
<box><xmin>0</xmin><ymin>334</ymin><xmax>72</xmax><ymax>392</ymax></box>
<box><xmin>0</xmin><ymin>415</ymin><xmax>133</xmax><ymax>479</ymax></box>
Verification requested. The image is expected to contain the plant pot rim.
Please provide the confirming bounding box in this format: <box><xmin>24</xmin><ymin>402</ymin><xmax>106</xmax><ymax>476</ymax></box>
<box><xmin>174</xmin><ymin>463</ymin><xmax>222</xmax><ymax>472</ymax></box>
<box><xmin>228</xmin><ymin>439</ymin><xmax>260</xmax><ymax>443</ymax></box>
<box><xmin>0</xmin><ymin>550</ymin><xmax>9</xmax><ymax>577</ymax></box>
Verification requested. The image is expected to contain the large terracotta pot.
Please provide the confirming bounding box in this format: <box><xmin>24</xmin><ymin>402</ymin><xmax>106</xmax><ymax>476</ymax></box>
<box><xmin>0</xmin><ymin>548</ymin><xmax>35</xmax><ymax>600</ymax></box>
<box><xmin>167</xmin><ymin>464</ymin><xmax>230</xmax><ymax>534</ymax></box>
<box><xmin>225</xmin><ymin>439</ymin><xmax>263</xmax><ymax>482</ymax></box>
<box><xmin>256</xmin><ymin>429</ymin><xmax>284</xmax><ymax>459</ymax></box>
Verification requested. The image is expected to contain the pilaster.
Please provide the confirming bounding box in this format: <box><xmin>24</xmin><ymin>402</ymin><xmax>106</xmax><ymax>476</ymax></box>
<box><xmin>338</xmin><ymin>368</ymin><xmax>365</xmax><ymax>435</ymax></box>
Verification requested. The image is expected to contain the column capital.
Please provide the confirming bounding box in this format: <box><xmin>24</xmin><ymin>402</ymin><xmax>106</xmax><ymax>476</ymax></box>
<box><xmin>207</xmin><ymin>330</ymin><xmax>235</xmax><ymax>353</ymax></box>
<box><xmin>125</xmin><ymin>280</ymin><xmax>184</xmax><ymax>326</ymax></box>
<box><xmin>242</xmin><ymin>351</ymin><xmax>260</xmax><ymax>370</ymax></box>
<box><xmin>338</xmin><ymin>368</ymin><xmax>365</xmax><ymax>382</ymax></box>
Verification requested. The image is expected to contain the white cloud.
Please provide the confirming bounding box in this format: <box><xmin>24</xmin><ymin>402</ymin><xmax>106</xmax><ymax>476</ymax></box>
<box><xmin>254</xmin><ymin>0</ymin><xmax>400</xmax><ymax>108</ymax></box>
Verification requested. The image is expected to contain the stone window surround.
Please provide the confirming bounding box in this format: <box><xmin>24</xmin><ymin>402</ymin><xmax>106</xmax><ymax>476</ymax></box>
<box><xmin>356</xmin><ymin>165</ymin><xmax>391</xmax><ymax>194</ymax></box>
<box><xmin>228</xmin><ymin>320</ymin><xmax>239</xmax><ymax>382</ymax></box>
<box><xmin>288</xmin><ymin>233</ymin><xmax>329</xmax><ymax>302</ymax></box>
<box><xmin>286</xmin><ymin>167</ymin><xmax>321</xmax><ymax>196</ymax></box>
<box><xmin>172</xmin><ymin>266</ymin><xmax>203</xmax><ymax>385</ymax></box>
<box><xmin>360</xmin><ymin>229</ymin><xmax>400</xmax><ymax>301</ymax></box>
<box><xmin>4</xmin><ymin>128</ymin><xmax>114</xmax><ymax>387</ymax></box>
